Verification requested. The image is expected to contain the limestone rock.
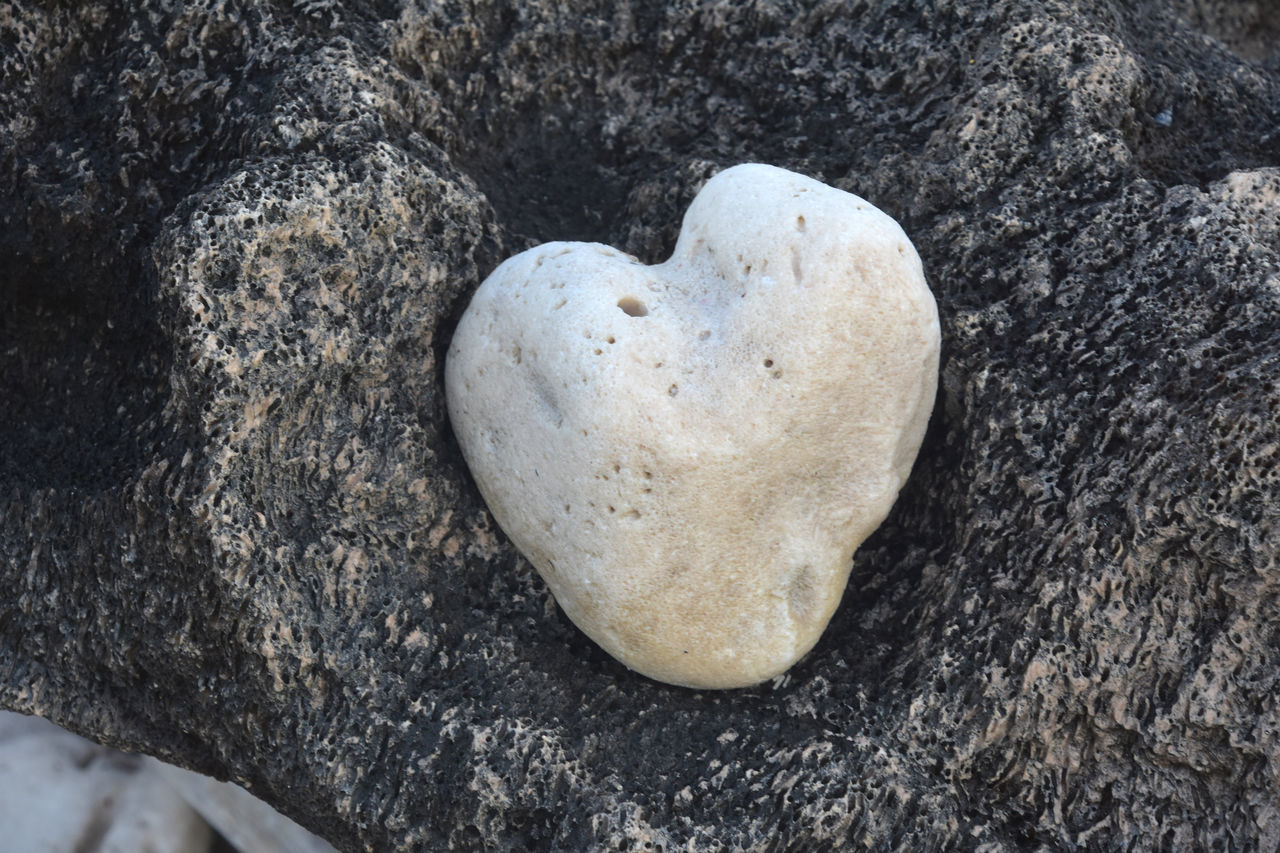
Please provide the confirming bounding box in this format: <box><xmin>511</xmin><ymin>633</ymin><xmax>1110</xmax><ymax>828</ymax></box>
<box><xmin>447</xmin><ymin>164</ymin><xmax>939</xmax><ymax>688</ymax></box>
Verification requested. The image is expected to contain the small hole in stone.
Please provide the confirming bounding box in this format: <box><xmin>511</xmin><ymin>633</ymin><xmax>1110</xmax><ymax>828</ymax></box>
<box><xmin>607</xmin><ymin>336</ymin><xmax>616</xmax><ymax>344</ymax></box>
<box><xmin>618</xmin><ymin>296</ymin><xmax>648</xmax><ymax>317</ymax></box>
<box><xmin>763</xmin><ymin>359</ymin><xmax>774</xmax><ymax>368</ymax></box>
<box><xmin>607</xmin><ymin>505</ymin><xmax>616</xmax><ymax>513</ymax></box>
<box><xmin>772</xmin><ymin>370</ymin><xmax>783</xmax><ymax>379</ymax></box>
<box><xmin>796</xmin><ymin>215</ymin><xmax>806</xmax><ymax>231</ymax></box>
<box><xmin>698</xmin><ymin>330</ymin><xmax>711</xmax><ymax>340</ymax></box>
<box><xmin>668</xmin><ymin>384</ymin><xmax>678</xmax><ymax>396</ymax></box>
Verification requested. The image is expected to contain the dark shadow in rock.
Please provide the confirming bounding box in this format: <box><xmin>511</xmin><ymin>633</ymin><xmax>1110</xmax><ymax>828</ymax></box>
<box><xmin>0</xmin><ymin>253</ymin><xmax>172</xmax><ymax>492</ymax></box>
<box><xmin>459</xmin><ymin>126</ymin><xmax>631</xmax><ymax>250</ymax></box>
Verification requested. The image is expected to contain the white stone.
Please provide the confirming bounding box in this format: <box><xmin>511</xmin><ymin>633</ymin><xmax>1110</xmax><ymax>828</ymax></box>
<box><xmin>0</xmin><ymin>711</ymin><xmax>337</xmax><ymax>853</ymax></box>
<box><xmin>446</xmin><ymin>163</ymin><xmax>940</xmax><ymax>689</ymax></box>
<box><xmin>0</xmin><ymin>712</ymin><xmax>211</xmax><ymax>853</ymax></box>
<box><xmin>152</xmin><ymin>760</ymin><xmax>338</xmax><ymax>853</ymax></box>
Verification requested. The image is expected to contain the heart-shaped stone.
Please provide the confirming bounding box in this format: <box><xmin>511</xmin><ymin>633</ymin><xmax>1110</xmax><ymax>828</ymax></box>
<box><xmin>446</xmin><ymin>164</ymin><xmax>939</xmax><ymax>689</ymax></box>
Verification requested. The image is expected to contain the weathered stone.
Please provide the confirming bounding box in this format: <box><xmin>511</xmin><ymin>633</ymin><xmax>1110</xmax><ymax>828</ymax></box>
<box><xmin>1</xmin><ymin>1</ymin><xmax>1277</xmax><ymax>850</ymax></box>
<box><xmin>447</xmin><ymin>164</ymin><xmax>939</xmax><ymax>689</ymax></box>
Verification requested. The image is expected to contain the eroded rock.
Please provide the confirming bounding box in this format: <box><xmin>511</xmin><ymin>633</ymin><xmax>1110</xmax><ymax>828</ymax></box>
<box><xmin>447</xmin><ymin>164</ymin><xmax>939</xmax><ymax>688</ymax></box>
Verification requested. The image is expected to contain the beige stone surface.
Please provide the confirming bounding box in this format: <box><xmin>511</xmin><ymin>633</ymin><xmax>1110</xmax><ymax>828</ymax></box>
<box><xmin>447</xmin><ymin>164</ymin><xmax>940</xmax><ymax>688</ymax></box>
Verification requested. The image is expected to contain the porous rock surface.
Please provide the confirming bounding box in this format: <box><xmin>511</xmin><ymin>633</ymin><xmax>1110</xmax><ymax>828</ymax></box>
<box><xmin>1</xmin><ymin>1</ymin><xmax>1277</xmax><ymax>850</ymax></box>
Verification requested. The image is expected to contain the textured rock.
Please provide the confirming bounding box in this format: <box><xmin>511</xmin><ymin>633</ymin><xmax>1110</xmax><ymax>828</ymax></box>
<box><xmin>1</xmin><ymin>0</ymin><xmax>1278</xmax><ymax>850</ymax></box>
<box><xmin>447</xmin><ymin>164</ymin><xmax>939</xmax><ymax>689</ymax></box>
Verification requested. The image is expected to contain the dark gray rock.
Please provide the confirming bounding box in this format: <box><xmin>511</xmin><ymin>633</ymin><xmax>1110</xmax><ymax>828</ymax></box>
<box><xmin>2</xmin><ymin>1</ymin><xmax>1277</xmax><ymax>849</ymax></box>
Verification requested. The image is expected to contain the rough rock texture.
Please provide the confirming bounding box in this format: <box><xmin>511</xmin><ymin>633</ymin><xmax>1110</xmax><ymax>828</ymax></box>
<box><xmin>1</xmin><ymin>0</ymin><xmax>1277</xmax><ymax>850</ymax></box>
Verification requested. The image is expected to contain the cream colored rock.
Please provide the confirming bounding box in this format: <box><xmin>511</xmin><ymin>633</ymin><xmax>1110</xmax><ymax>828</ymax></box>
<box><xmin>446</xmin><ymin>163</ymin><xmax>939</xmax><ymax>689</ymax></box>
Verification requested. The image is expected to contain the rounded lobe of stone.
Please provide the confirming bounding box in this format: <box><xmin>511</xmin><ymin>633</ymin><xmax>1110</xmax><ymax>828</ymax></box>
<box><xmin>446</xmin><ymin>163</ymin><xmax>940</xmax><ymax>689</ymax></box>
